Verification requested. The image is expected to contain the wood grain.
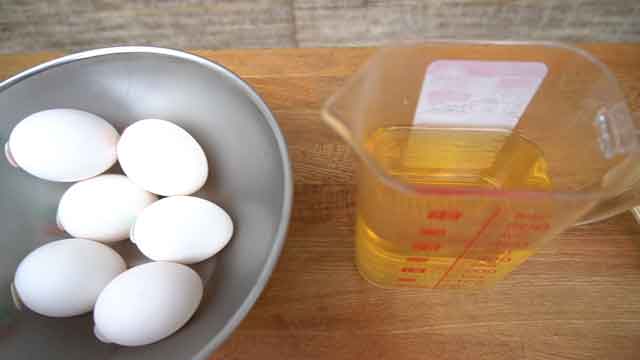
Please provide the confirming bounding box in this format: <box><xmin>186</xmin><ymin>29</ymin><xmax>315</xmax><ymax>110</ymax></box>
<box><xmin>292</xmin><ymin>1</ymin><xmax>640</xmax><ymax>46</ymax></box>
<box><xmin>3</xmin><ymin>1</ymin><xmax>639</xmax><ymax>53</ymax></box>
<box><xmin>0</xmin><ymin>0</ymin><xmax>296</xmax><ymax>52</ymax></box>
<box><xmin>1</xmin><ymin>45</ymin><xmax>640</xmax><ymax>360</ymax></box>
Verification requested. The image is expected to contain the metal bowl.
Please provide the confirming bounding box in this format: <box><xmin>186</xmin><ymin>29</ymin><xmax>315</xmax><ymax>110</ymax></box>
<box><xmin>0</xmin><ymin>47</ymin><xmax>292</xmax><ymax>359</ymax></box>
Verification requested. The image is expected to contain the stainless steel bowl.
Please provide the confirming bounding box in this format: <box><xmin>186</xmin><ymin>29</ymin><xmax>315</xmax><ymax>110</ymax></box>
<box><xmin>0</xmin><ymin>47</ymin><xmax>292</xmax><ymax>359</ymax></box>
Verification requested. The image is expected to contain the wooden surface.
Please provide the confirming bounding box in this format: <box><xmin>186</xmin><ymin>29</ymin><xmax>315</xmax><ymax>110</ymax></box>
<box><xmin>2</xmin><ymin>45</ymin><xmax>640</xmax><ymax>359</ymax></box>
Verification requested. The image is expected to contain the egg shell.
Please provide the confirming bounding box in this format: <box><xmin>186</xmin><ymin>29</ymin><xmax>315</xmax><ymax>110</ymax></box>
<box><xmin>93</xmin><ymin>262</ymin><xmax>203</xmax><ymax>346</ymax></box>
<box><xmin>13</xmin><ymin>238</ymin><xmax>126</xmax><ymax>317</ymax></box>
<box><xmin>6</xmin><ymin>109</ymin><xmax>119</xmax><ymax>182</ymax></box>
<box><xmin>131</xmin><ymin>196</ymin><xmax>233</xmax><ymax>264</ymax></box>
<box><xmin>57</xmin><ymin>174</ymin><xmax>158</xmax><ymax>243</ymax></box>
<box><xmin>117</xmin><ymin>119</ymin><xmax>208</xmax><ymax>196</ymax></box>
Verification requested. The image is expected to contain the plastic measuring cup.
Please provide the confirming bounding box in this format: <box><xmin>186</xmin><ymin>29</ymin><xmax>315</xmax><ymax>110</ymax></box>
<box><xmin>322</xmin><ymin>41</ymin><xmax>640</xmax><ymax>289</ymax></box>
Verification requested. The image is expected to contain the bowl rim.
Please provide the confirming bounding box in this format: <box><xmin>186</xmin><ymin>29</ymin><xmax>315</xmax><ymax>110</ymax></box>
<box><xmin>0</xmin><ymin>46</ymin><xmax>294</xmax><ymax>359</ymax></box>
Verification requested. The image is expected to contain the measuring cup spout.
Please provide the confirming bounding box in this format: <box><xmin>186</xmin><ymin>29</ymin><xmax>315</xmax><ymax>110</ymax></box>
<box><xmin>321</xmin><ymin>78</ymin><xmax>371</xmax><ymax>165</ymax></box>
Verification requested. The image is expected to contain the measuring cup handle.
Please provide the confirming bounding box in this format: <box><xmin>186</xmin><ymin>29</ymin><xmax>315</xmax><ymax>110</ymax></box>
<box><xmin>578</xmin><ymin>112</ymin><xmax>640</xmax><ymax>225</ymax></box>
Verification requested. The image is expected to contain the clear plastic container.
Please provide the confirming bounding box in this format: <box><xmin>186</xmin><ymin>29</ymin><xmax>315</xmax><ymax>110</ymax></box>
<box><xmin>322</xmin><ymin>41</ymin><xmax>640</xmax><ymax>289</ymax></box>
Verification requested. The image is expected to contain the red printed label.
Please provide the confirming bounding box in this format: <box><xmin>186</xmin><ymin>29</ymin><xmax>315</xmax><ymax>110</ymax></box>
<box><xmin>414</xmin><ymin>60</ymin><xmax>548</xmax><ymax>129</ymax></box>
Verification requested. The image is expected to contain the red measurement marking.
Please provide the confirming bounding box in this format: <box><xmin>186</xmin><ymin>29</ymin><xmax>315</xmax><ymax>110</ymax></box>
<box><xmin>439</xmin><ymin>279</ymin><xmax>483</xmax><ymax>288</ymax></box>
<box><xmin>477</xmin><ymin>255</ymin><xmax>496</xmax><ymax>262</ymax></box>
<box><xmin>398</xmin><ymin>277</ymin><xmax>417</xmax><ymax>282</ymax></box>
<box><xmin>433</xmin><ymin>207</ymin><xmax>502</xmax><ymax>289</ymax></box>
<box><xmin>401</xmin><ymin>267</ymin><xmax>426</xmax><ymax>274</ymax></box>
<box><xmin>427</xmin><ymin>210</ymin><xmax>463</xmax><ymax>221</ymax></box>
<box><xmin>476</xmin><ymin>254</ymin><xmax>512</xmax><ymax>263</ymax></box>
<box><xmin>462</xmin><ymin>273</ymin><xmax>485</xmax><ymax>279</ymax></box>
<box><xmin>406</xmin><ymin>257</ymin><xmax>429</xmax><ymax>262</ymax></box>
<box><xmin>448</xmin><ymin>279</ymin><xmax>482</xmax><ymax>283</ymax></box>
<box><xmin>477</xmin><ymin>261</ymin><xmax>497</xmax><ymax>267</ymax></box>
<box><xmin>492</xmin><ymin>239</ymin><xmax>528</xmax><ymax>249</ymax></box>
<box><xmin>468</xmin><ymin>268</ymin><xmax>496</xmax><ymax>274</ymax></box>
<box><xmin>414</xmin><ymin>186</ymin><xmax>551</xmax><ymax>199</ymax></box>
<box><xmin>420</xmin><ymin>227</ymin><xmax>447</xmax><ymax>236</ymax></box>
<box><xmin>533</xmin><ymin>223</ymin><xmax>550</xmax><ymax>231</ymax></box>
<box><xmin>515</xmin><ymin>212</ymin><xmax>547</xmax><ymax>221</ymax></box>
<box><xmin>506</xmin><ymin>222</ymin><xmax>550</xmax><ymax>232</ymax></box>
<box><xmin>412</xmin><ymin>241</ymin><xmax>441</xmax><ymax>252</ymax></box>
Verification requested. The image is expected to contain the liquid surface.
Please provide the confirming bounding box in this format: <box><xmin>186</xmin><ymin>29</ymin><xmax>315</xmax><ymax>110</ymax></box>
<box><xmin>356</xmin><ymin>127</ymin><xmax>552</xmax><ymax>289</ymax></box>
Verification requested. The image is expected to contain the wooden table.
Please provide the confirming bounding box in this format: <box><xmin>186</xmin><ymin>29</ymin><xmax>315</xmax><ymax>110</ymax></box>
<box><xmin>2</xmin><ymin>45</ymin><xmax>640</xmax><ymax>360</ymax></box>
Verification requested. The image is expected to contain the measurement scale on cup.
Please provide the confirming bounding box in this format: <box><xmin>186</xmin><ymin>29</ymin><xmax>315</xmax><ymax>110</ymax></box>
<box><xmin>401</xmin><ymin>207</ymin><xmax>551</xmax><ymax>289</ymax></box>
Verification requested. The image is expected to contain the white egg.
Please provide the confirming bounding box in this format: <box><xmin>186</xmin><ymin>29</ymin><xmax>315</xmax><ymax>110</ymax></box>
<box><xmin>131</xmin><ymin>196</ymin><xmax>233</xmax><ymax>264</ymax></box>
<box><xmin>13</xmin><ymin>238</ymin><xmax>126</xmax><ymax>317</ymax></box>
<box><xmin>93</xmin><ymin>262</ymin><xmax>203</xmax><ymax>346</ymax></box>
<box><xmin>57</xmin><ymin>174</ymin><xmax>158</xmax><ymax>243</ymax></box>
<box><xmin>5</xmin><ymin>109</ymin><xmax>119</xmax><ymax>182</ymax></box>
<box><xmin>117</xmin><ymin>119</ymin><xmax>208</xmax><ymax>196</ymax></box>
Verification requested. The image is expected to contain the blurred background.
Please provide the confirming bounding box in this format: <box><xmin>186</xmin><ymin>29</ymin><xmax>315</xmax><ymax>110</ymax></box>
<box><xmin>1</xmin><ymin>0</ymin><xmax>639</xmax><ymax>53</ymax></box>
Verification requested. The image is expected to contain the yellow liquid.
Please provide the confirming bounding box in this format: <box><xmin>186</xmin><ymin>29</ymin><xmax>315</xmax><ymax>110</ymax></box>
<box><xmin>356</xmin><ymin>127</ymin><xmax>552</xmax><ymax>289</ymax></box>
